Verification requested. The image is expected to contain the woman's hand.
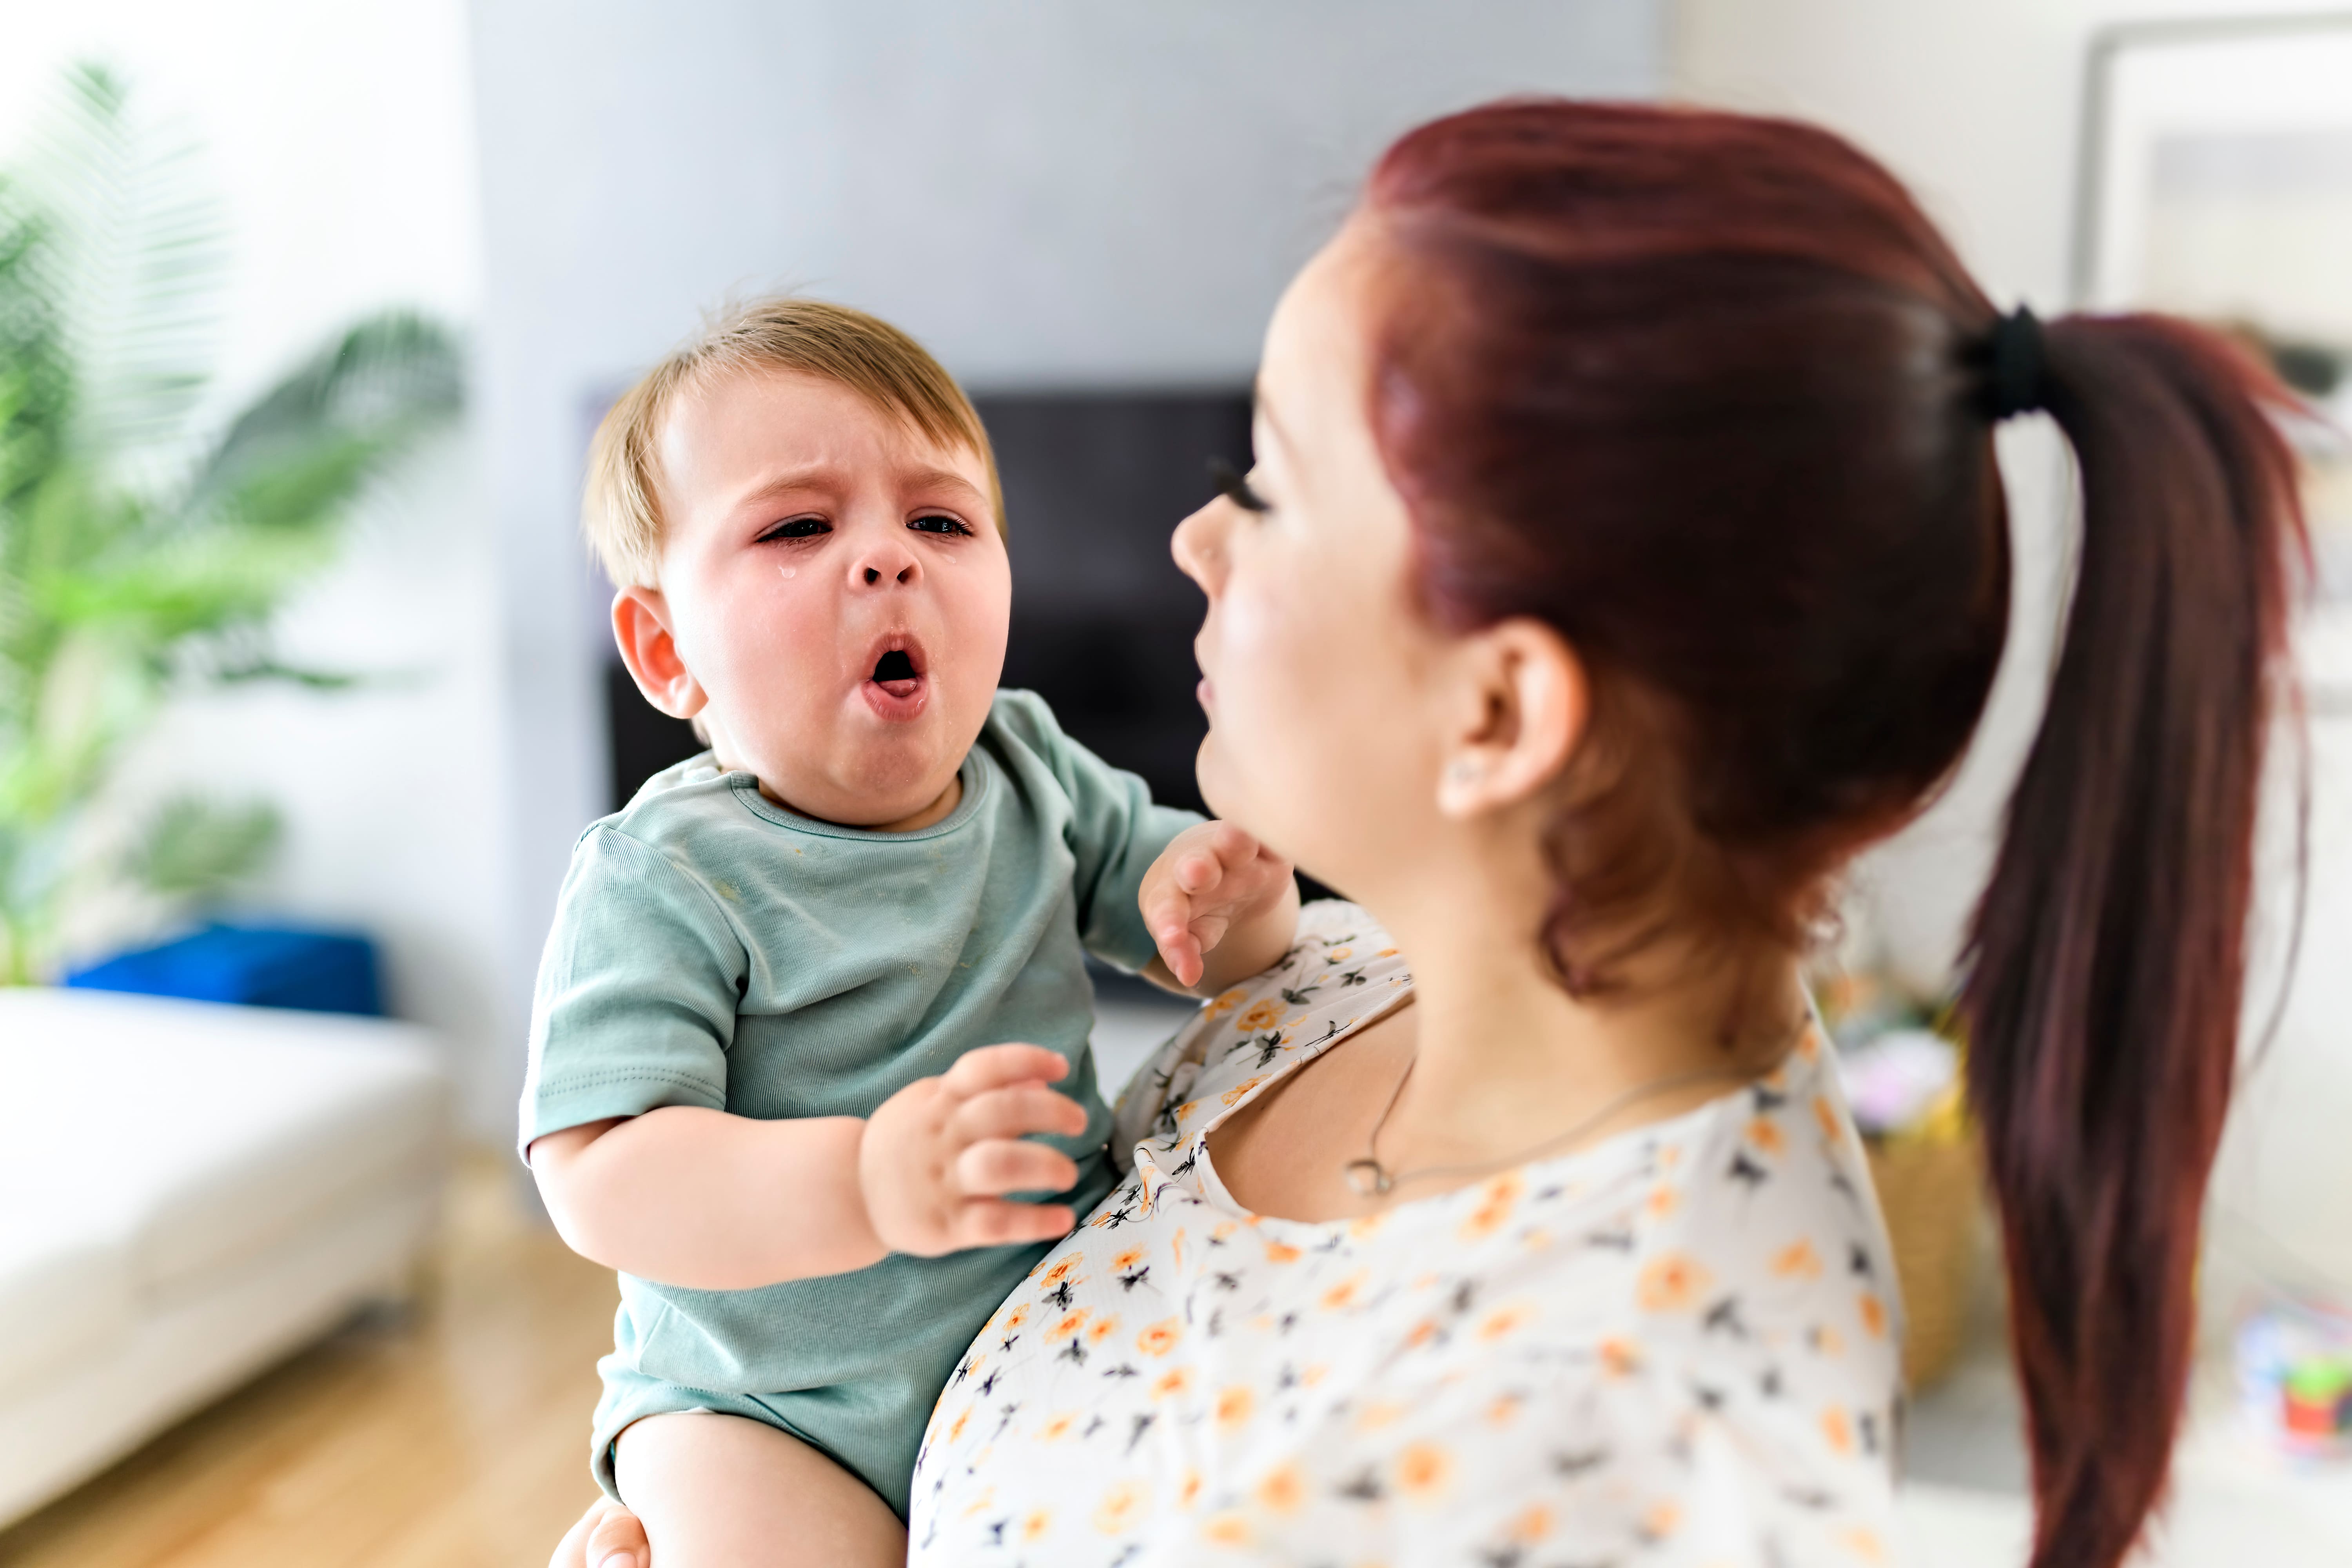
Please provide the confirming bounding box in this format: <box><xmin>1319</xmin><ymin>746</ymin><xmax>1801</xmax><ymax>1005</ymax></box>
<box><xmin>550</xmin><ymin>1494</ymin><xmax>648</xmax><ymax>1568</ymax></box>
<box><xmin>1141</xmin><ymin>820</ymin><xmax>1301</xmax><ymax>992</ymax></box>
<box><xmin>859</xmin><ymin>1043</ymin><xmax>1089</xmax><ymax>1256</ymax></box>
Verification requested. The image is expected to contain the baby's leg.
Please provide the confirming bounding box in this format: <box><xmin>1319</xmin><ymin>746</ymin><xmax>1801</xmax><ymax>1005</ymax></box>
<box><xmin>613</xmin><ymin>1412</ymin><xmax>905</xmax><ymax>1567</ymax></box>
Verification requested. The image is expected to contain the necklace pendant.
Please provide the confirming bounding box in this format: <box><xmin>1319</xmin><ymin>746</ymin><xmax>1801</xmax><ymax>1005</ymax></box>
<box><xmin>1343</xmin><ymin>1159</ymin><xmax>1394</xmax><ymax>1197</ymax></box>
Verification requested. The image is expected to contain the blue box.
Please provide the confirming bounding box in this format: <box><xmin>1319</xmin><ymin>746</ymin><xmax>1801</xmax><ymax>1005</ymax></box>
<box><xmin>65</xmin><ymin>923</ymin><xmax>383</xmax><ymax>1016</ymax></box>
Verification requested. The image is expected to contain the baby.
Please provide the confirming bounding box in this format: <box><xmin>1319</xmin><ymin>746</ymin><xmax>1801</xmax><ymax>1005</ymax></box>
<box><xmin>522</xmin><ymin>299</ymin><xmax>1298</xmax><ymax>1563</ymax></box>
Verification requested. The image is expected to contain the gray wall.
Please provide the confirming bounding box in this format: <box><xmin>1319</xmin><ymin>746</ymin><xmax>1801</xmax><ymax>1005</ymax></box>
<box><xmin>466</xmin><ymin>0</ymin><xmax>1664</xmax><ymax>1132</ymax></box>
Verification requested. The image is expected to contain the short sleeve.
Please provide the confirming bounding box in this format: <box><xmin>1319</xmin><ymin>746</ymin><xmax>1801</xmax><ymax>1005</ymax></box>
<box><xmin>995</xmin><ymin>690</ymin><xmax>1200</xmax><ymax>974</ymax></box>
<box><xmin>517</xmin><ymin>824</ymin><xmax>747</xmax><ymax>1156</ymax></box>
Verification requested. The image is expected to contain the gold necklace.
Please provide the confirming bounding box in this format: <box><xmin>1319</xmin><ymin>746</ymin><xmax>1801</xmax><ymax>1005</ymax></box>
<box><xmin>1341</xmin><ymin>1058</ymin><xmax>1755</xmax><ymax>1198</ymax></box>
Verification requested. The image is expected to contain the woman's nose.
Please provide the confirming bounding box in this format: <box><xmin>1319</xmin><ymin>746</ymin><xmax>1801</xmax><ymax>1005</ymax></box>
<box><xmin>1171</xmin><ymin>500</ymin><xmax>1225</xmax><ymax>593</ymax></box>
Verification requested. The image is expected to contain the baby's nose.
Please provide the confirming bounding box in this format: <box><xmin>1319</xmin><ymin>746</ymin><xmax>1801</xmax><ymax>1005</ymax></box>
<box><xmin>853</xmin><ymin>544</ymin><xmax>921</xmax><ymax>588</ymax></box>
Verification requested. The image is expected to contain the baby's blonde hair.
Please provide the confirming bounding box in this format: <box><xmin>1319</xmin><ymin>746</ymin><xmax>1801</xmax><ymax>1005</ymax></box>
<box><xmin>584</xmin><ymin>297</ymin><xmax>1004</xmax><ymax>587</ymax></box>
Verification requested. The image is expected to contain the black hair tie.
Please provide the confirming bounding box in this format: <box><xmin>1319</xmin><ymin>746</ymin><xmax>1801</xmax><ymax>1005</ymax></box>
<box><xmin>1984</xmin><ymin>306</ymin><xmax>2049</xmax><ymax>421</ymax></box>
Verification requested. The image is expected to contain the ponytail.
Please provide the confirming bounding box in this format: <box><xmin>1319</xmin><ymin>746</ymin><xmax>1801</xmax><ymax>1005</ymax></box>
<box><xmin>1961</xmin><ymin>314</ymin><xmax>2305</xmax><ymax>1568</ymax></box>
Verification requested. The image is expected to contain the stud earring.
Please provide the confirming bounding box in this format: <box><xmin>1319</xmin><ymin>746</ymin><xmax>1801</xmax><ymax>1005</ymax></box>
<box><xmin>1446</xmin><ymin>758</ymin><xmax>1483</xmax><ymax>786</ymax></box>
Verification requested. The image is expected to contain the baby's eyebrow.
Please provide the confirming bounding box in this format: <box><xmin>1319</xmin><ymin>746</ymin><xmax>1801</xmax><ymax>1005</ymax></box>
<box><xmin>900</xmin><ymin>466</ymin><xmax>988</xmax><ymax>504</ymax></box>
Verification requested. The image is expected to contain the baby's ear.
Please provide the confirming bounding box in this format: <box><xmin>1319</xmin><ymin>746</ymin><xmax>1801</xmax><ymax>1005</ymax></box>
<box><xmin>612</xmin><ymin>586</ymin><xmax>707</xmax><ymax>720</ymax></box>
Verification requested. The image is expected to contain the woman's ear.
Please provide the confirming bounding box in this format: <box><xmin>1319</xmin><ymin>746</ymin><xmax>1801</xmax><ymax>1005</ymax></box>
<box><xmin>1434</xmin><ymin>617</ymin><xmax>1587</xmax><ymax>820</ymax></box>
<box><xmin>612</xmin><ymin>587</ymin><xmax>709</xmax><ymax>721</ymax></box>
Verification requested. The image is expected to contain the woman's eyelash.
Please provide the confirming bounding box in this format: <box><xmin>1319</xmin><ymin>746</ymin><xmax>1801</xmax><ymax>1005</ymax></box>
<box><xmin>757</xmin><ymin>515</ymin><xmax>830</xmax><ymax>543</ymax></box>
<box><xmin>1208</xmin><ymin>456</ymin><xmax>1270</xmax><ymax>513</ymax></box>
<box><xmin>909</xmin><ymin>514</ymin><xmax>975</xmax><ymax>537</ymax></box>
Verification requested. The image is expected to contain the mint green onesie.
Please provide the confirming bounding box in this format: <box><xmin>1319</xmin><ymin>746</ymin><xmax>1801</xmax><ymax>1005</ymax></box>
<box><xmin>519</xmin><ymin>689</ymin><xmax>1198</xmax><ymax>1517</ymax></box>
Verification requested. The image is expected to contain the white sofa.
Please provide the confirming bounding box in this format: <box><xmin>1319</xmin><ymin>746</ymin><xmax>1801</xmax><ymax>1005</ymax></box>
<box><xmin>0</xmin><ymin>985</ymin><xmax>449</xmax><ymax>1528</ymax></box>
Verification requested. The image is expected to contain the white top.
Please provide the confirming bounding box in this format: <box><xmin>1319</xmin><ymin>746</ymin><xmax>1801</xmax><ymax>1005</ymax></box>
<box><xmin>908</xmin><ymin>902</ymin><xmax>1902</xmax><ymax>1566</ymax></box>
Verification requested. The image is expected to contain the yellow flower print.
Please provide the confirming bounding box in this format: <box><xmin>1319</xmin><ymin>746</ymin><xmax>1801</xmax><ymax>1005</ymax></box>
<box><xmin>1210</xmin><ymin>1221</ymin><xmax>1240</xmax><ymax>1242</ymax></box>
<box><xmin>1263</xmin><ymin>1239</ymin><xmax>1302</xmax><ymax>1265</ymax></box>
<box><xmin>1174</xmin><ymin>1099</ymin><xmax>1203</xmax><ymax>1124</ymax></box>
<box><xmin>949</xmin><ymin>1405</ymin><xmax>973</xmax><ymax>1442</ymax></box>
<box><xmin>1320</xmin><ymin>1270</ymin><xmax>1369</xmax><ymax>1310</ymax></box>
<box><xmin>1042</xmin><ymin>1256</ymin><xmax>1082</xmax><ymax>1287</ymax></box>
<box><xmin>1460</xmin><ymin>1171</ymin><xmax>1524</xmax><ymax>1240</ymax></box>
<box><xmin>1486</xmin><ymin>1392</ymin><xmax>1525</xmax><ymax>1426</ymax></box>
<box><xmin>1658</xmin><ymin>1144</ymin><xmax>1682</xmax><ymax>1170</ymax></box>
<box><xmin>1326</xmin><ymin>946</ymin><xmax>1354</xmax><ymax>962</ymax></box>
<box><xmin>1395</xmin><ymin>1441</ymin><xmax>1453</xmax><ymax>1503</ymax></box>
<box><xmin>1355</xmin><ymin>1400</ymin><xmax>1407</xmax><ymax>1432</ymax></box>
<box><xmin>1039</xmin><ymin>1410</ymin><xmax>1079</xmax><ymax>1442</ymax></box>
<box><xmin>1151</xmin><ymin>1367</ymin><xmax>1195</xmax><ymax>1401</ymax></box>
<box><xmin>1136</xmin><ymin>1318</ymin><xmax>1183</xmax><ymax>1356</ymax></box>
<box><xmin>1811</xmin><ymin>1323</ymin><xmax>1846</xmax><ymax>1357</ymax></box>
<box><xmin>1238</xmin><ymin>1000</ymin><xmax>1285</xmax><ymax>1032</ymax></box>
<box><xmin>1771</xmin><ymin>1240</ymin><xmax>1823</xmax><ymax>1279</ymax></box>
<box><xmin>1405</xmin><ymin>1318</ymin><xmax>1440</xmax><ymax>1350</ymax></box>
<box><xmin>1046</xmin><ymin>1309</ymin><xmax>1090</xmax><ymax>1342</ymax></box>
<box><xmin>1093</xmin><ymin>1479</ymin><xmax>1150</xmax><ymax>1535</ymax></box>
<box><xmin>1220</xmin><ymin>1074</ymin><xmax>1269</xmax><ymax>1107</ymax></box>
<box><xmin>1797</xmin><ymin>1022</ymin><xmax>1825</xmax><ymax>1061</ymax></box>
<box><xmin>1645</xmin><ymin>1185</ymin><xmax>1680</xmax><ymax>1220</ymax></box>
<box><xmin>1111</xmin><ymin>1247</ymin><xmax>1145</xmax><ymax>1272</ymax></box>
<box><xmin>1748</xmin><ymin>1115</ymin><xmax>1786</xmax><ymax>1155</ymax></box>
<box><xmin>1598</xmin><ymin>1336</ymin><xmax>1642</xmax><ymax>1377</ymax></box>
<box><xmin>1858</xmin><ymin>1292</ymin><xmax>1887</xmax><ymax>1338</ymax></box>
<box><xmin>1375</xmin><ymin>947</ymin><xmax>1398</xmax><ymax>957</ymax></box>
<box><xmin>1843</xmin><ymin>1526</ymin><xmax>1889</xmax><ymax>1563</ymax></box>
<box><xmin>1642</xmin><ymin>1501</ymin><xmax>1682</xmax><ymax>1541</ymax></box>
<box><xmin>1506</xmin><ymin>1503</ymin><xmax>1553</xmax><ymax>1543</ymax></box>
<box><xmin>960</xmin><ymin>1485</ymin><xmax>997</xmax><ymax>1517</ymax></box>
<box><xmin>1822</xmin><ymin>1405</ymin><xmax>1854</xmax><ymax>1455</ymax></box>
<box><xmin>1814</xmin><ymin>1094</ymin><xmax>1842</xmax><ymax>1141</ymax></box>
<box><xmin>1178</xmin><ymin>1467</ymin><xmax>1203</xmax><ymax>1510</ymax></box>
<box><xmin>1301</xmin><ymin>1363</ymin><xmax>1328</xmax><ymax>1387</ymax></box>
<box><xmin>1476</xmin><ymin>1302</ymin><xmax>1536</xmax><ymax>1342</ymax></box>
<box><xmin>1201</xmin><ymin>1511</ymin><xmax>1252</xmax><ymax>1547</ymax></box>
<box><xmin>1347</xmin><ymin>1213</ymin><xmax>1385</xmax><ymax>1241</ymax></box>
<box><xmin>1254</xmin><ymin>1462</ymin><xmax>1305</xmax><ymax>1515</ymax></box>
<box><xmin>1171</xmin><ymin>1226</ymin><xmax>1186</xmax><ymax>1269</ymax></box>
<box><xmin>1087</xmin><ymin>1315</ymin><xmax>1120</xmax><ymax>1345</ymax></box>
<box><xmin>1636</xmin><ymin>1251</ymin><xmax>1712</xmax><ymax>1312</ymax></box>
<box><xmin>1214</xmin><ymin>1385</ymin><xmax>1255</xmax><ymax>1430</ymax></box>
<box><xmin>1206</xmin><ymin>987</ymin><xmax>1247</xmax><ymax>1020</ymax></box>
<box><xmin>1021</xmin><ymin>1507</ymin><xmax>1053</xmax><ymax>1542</ymax></box>
<box><xmin>1002</xmin><ymin>1303</ymin><xmax>1032</xmax><ymax>1329</ymax></box>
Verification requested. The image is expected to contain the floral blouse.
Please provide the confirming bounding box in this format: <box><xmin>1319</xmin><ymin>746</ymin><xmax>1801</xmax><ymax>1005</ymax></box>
<box><xmin>907</xmin><ymin>902</ymin><xmax>1902</xmax><ymax>1566</ymax></box>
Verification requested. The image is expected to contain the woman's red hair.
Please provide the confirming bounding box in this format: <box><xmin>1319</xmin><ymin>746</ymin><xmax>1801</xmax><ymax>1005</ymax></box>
<box><xmin>1362</xmin><ymin>100</ymin><xmax>2305</xmax><ymax>1568</ymax></box>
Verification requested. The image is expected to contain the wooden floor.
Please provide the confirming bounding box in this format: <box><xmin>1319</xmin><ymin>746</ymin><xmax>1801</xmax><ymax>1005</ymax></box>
<box><xmin>0</xmin><ymin>1153</ymin><xmax>618</xmax><ymax>1568</ymax></box>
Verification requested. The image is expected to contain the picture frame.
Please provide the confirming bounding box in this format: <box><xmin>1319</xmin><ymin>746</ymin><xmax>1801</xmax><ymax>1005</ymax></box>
<box><xmin>2074</xmin><ymin>12</ymin><xmax>2352</xmax><ymax>701</ymax></box>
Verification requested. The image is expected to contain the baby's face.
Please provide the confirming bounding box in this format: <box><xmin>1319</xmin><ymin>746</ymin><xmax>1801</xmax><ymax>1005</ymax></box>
<box><xmin>637</xmin><ymin>367</ymin><xmax>1009</xmax><ymax>828</ymax></box>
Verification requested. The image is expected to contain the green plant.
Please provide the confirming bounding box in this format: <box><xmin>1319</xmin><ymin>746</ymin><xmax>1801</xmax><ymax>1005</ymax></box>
<box><xmin>0</xmin><ymin>64</ymin><xmax>461</xmax><ymax>983</ymax></box>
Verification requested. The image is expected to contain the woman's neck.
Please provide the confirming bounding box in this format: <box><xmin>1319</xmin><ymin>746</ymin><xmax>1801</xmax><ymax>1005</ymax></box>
<box><xmin>1357</xmin><ymin>869</ymin><xmax>1798</xmax><ymax>1174</ymax></box>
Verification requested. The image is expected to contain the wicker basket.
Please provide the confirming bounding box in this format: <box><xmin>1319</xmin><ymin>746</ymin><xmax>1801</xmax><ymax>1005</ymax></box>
<box><xmin>1863</xmin><ymin>1131</ymin><xmax>1984</xmax><ymax>1390</ymax></box>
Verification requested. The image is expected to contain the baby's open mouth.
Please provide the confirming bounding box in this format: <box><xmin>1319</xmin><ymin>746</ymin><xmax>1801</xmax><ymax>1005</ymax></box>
<box><xmin>864</xmin><ymin>640</ymin><xmax>927</xmax><ymax>713</ymax></box>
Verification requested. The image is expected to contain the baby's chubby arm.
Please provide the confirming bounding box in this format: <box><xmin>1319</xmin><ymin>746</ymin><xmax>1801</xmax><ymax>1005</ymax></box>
<box><xmin>528</xmin><ymin>1045</ymin><xmax>1088</xmax><ymax>1289</ymax></box>
<box><xmin>1140</xmin><ymin>820</ymin><xmax>1302</xmax><ymax>995</ymax></box>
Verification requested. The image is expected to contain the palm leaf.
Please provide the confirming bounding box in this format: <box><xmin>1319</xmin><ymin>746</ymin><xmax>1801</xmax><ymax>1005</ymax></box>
<box><xmin>14</xmin><ymin>62</ymin><xmax>224</xmax><ymax>479</ymax></box>
<box><xmin>128</xmin><ymin>794</ymin><xmax>279</xmax><ymax>899</ymax></box>
<box><xmin>193</xmin><ymin>309</ymin><xmax>463</xmax><ymax>530</ymax></box>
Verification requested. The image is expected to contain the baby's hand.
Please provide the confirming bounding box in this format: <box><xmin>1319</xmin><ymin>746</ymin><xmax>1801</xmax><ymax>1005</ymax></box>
<box><xmin>859</xmin><ymin>1044</ymin><xmax>1088</xmax><ymax>1257</ymax></box>
<box><xmin>1142</xmin><ymin>821</ymin><xmax>1296</xmax><ymax>989</ymax></box>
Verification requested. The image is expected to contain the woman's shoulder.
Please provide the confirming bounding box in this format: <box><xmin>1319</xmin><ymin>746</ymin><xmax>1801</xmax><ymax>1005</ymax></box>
<box><xmin>1572</xmin><ymin>1029</ymin><xmax>1904</xmax><ymax>1480</ymax></box>
<box><xmin>1116</xmin><ymin>901</ymin><xmax>1411</xmax><ymax>1156</ymax></box>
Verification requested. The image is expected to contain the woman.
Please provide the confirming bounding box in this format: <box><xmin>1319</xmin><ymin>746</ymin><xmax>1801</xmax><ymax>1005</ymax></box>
<box><xmin>561</xmin><ymin>100</ymin><xmax>2302</xmax><ymax>1568</ymax></box>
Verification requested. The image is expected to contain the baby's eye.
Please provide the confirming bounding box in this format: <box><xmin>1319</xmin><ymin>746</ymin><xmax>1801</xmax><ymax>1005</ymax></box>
<box><xmin>756</xmin><ymin>515</ymin><xmax>830</xmax><ymax>543</ymax></box>
<box><xmin>908</xmin><ymin>514</ymin><xmax>974</xmax><ymax>537</ymax></box>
